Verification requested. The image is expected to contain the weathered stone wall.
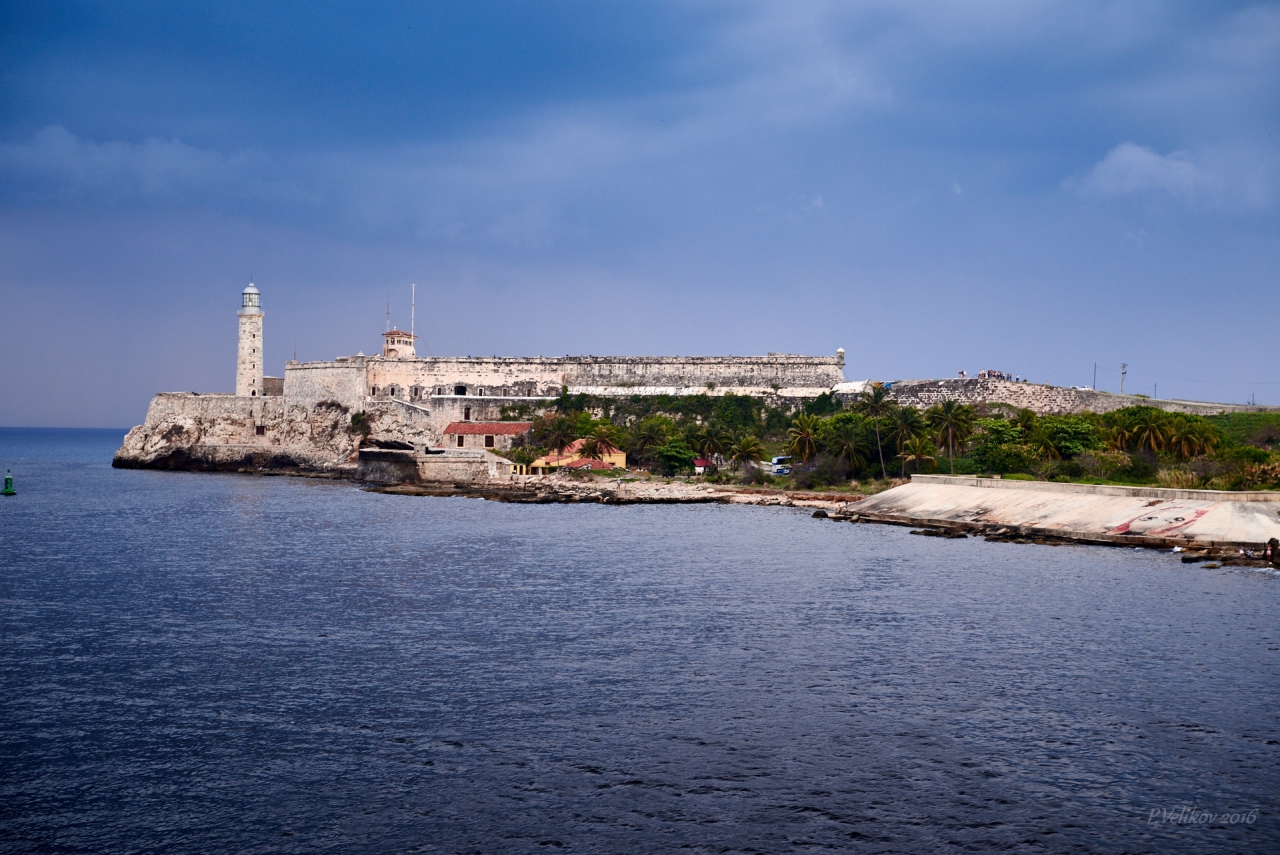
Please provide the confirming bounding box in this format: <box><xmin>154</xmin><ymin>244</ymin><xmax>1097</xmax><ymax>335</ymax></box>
<box><xmin>861</xmin><ymin>378</ymin><xmax>1274</xmax><ymax>416</ymax></box>
<box><xmin>359</xmin><ymin>353</ymin><xmax>846</xmax><ymax>400</ymax></box>
<box><xmin>283</xmin><ymin>359</ymin><xmax>368</xmax><ymax>405</ymax></box>
<box><xmin>357</xmin><ymin>448</ymin><xmax>515</xmax><ymax>484</ymax></box>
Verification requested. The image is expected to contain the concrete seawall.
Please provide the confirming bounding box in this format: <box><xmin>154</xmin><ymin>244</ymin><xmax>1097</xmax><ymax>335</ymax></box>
<box><xmin>853</xmin><ymin>475</ymin><xmax>1280</xmax><ymax>549</ymax></box>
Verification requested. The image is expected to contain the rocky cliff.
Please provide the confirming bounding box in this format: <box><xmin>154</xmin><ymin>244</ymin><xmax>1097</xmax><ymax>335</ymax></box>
<box><xmin>113</xmin><ymin>394</ymin><xmax>436</xmax><ymax>474</ymax></box>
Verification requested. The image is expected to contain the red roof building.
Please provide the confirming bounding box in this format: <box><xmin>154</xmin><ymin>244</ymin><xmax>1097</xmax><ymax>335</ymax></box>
<box><xmin>442</xmin><ymin>421</ymin><xmax>532</xmax><ymax>450</ymax></box>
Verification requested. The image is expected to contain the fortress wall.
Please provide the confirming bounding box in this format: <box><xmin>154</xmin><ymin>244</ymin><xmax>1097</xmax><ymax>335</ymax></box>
<box><xmin>364</xmin><ymin>354</ymin><xmax>845</xmax><ymax>399</ymax></box>
<box><xmin>284</xmin><ymin>359</ymin><xmax>367</xmax><ymax>405</ymax></box>
<box><xmin>870</xmin><ymin>379</ymin><xmax>1270</xmax><ymax>416</ymax></box>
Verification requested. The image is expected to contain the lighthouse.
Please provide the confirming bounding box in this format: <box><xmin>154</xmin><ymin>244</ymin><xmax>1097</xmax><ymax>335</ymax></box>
<box><xmin>236</xmin><ymin>281</ymin><xmax>264</xmax><ymax>396</ymax></box>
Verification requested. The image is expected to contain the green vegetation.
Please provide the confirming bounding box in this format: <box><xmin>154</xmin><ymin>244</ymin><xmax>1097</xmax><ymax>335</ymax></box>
<box><xmin>494</xmin><ymin>390</ymin><xmax>1280</xmax><ymax>492</ymax></box>
<box><xmin>349</xmin><ymin>411</ymin><xmax>371</xmax><ymax>438</ymax></box>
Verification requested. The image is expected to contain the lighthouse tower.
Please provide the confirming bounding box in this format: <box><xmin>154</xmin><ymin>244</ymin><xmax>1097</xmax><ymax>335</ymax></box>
<box><xmin>236</xmin><ymin>281</ymin><xmax>264</xmax><ymax>396</ymax></box>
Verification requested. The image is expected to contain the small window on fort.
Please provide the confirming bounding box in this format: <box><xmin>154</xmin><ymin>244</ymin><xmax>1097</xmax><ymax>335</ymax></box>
<box><xmin>455</xmin><ymin>385</ymin><xmax>467</xmax><ymax>395</ymax></box>
<box><xmin>464</xmin><ymin>407</ymin><xmax>471</xmax><ymax>420</ymax></box>
<box><xmin>484</xmin><ymin>435</ymin><xmax>495</xmax><ymax>448</ymax></box>
<box><xmin>457</xmin><ymin>435</ymin><xmax>465</xmax><ymax>448</ymax></box>
<box><xmin>256</xmin><ymin>425</ymin><xmax>265</xmax><ymax>436</ymax></box>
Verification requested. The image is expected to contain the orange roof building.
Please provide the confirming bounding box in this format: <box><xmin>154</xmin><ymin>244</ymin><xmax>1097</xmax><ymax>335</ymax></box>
<box><xmin>529</xmin><ymin>438</ymin><xmax>626</xmax><ymax>474</ymax></box>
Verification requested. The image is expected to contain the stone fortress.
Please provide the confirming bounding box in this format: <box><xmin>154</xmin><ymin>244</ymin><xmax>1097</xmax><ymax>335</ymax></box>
<box><xmin>113</xmin><ymin>282</ymin><xmax>1272</xmax><ymax>475</ymax></box>
<box><xmin>115</xmin><ymin>283</ymin><xmax>846</xmax><ymax>474</ymax></box>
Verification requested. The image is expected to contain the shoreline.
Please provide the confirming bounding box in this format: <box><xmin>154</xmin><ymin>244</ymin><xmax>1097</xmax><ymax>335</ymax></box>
<box><xmin>110</xmin><ymin>457</ymin><xmax>1280</xmax><ymax>562</ymax></box>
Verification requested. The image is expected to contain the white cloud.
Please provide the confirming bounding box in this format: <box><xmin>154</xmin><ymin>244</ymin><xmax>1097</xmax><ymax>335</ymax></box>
<box><xmin>1073</xmin><ymin>142</ymin><xmax>1200</xmax><ymax>200</ymax></box>
<box><xmin>1068</xmin><ymin>141</ymin><xmax>1276</xmax><ymax>209</ymax></box>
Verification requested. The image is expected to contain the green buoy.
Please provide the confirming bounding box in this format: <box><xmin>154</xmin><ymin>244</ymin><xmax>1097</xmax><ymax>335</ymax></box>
<box><xmin>2</xmin><ymin>469</ymin><xmax>15</xmax><ymax>496</ymax></box>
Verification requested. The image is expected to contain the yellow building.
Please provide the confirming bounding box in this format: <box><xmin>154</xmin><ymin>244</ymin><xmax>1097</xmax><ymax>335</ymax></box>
<box><xmin>529</xmin><ymin>439</ymin><xmax>626</xmax><ymax>474</ymax></box>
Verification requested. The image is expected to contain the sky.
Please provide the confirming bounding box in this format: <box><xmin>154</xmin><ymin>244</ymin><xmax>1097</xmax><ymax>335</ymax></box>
<box><xmin>1</xmin><ymin>0</ymin><xmax>1278</xmax><ymax>427</ymax></box>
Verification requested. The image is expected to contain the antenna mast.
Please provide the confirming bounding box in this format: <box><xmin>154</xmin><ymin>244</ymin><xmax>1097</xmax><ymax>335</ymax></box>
<box><xmin>1120</xmin><ymin>363</ymin><xmax>1127</xmax><ymax>395</ymax></box>
<box><xmin>386</xmin><ymin>299</ymin><xmax>391</xmax><ymax>332</ymax></box>
<box><xmin>411</xmin><ymin>282</ymin><xmax>415</xmax><ymax>342</ymax></box>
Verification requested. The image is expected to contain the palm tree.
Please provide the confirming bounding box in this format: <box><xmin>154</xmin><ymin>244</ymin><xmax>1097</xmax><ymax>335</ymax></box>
<box><xmin>728</xmin><ymin>434</ymin><xmax>766</xmax><ymax>471</ymax></box>
<box><xmin>543</xmin><ymin>415</ymin><xmax>577</xmax><ymax>456</ymax></box>
<box><xmin>1130</xmin><ymin>410</ymin><xmax>1170</xmax><ymax>454</ymax></box>
<box><xmin>1168</xmin><ymin>419</ymin><xmax>1219</xmax><ymax>459</ymax></box>
<box><xmin>787</xmin><ymin>413</ymin><xmax>822</xmax><ymax>463</ymax></box>
<box><xmin>702</xmin><ymin>422</ymin><xmax>733</xmax><ymax>465</ymax></box>
<box><xmin>828</xmin><ymin>420</ymin><xmax>870</xmax><ymax>474</ymax></box>
<box><xmin>577</xmin><ymin>424</ymin><xmax>621</xmax><ymax>461</ymax></box>
<box><xmin>926</xmin><ymin>399</ymin><xmax>975</xmax><ymax>475</ymax></box>
<box><xmin>627</xmin><ymin>418</ymin><xmax>669</xmax><ymax>466</ymax></box>
<box><xmin>1168</xmin><ymin>419</ymin><xmax>1198</xmax><ymax>459</ymax></box>
<box><xmin>1026</xmin><ymin>427</ymin><xmax>1061</xmax><ymax>460</ymax></box>
<box><xmin>1012</xmin><ymin>408</ymin><xmax>1039</xmax><ymax>435</ymax></box>
<box><xmin>1103</xmin><ymin>422</ymin><xmax>1132</xmax><ymax>452</ymax></box>
<box><xmin>888</xmin><ymin>407</ymin><xmax>928</xmax><ymax>476</ymax></box>
<box><xmin>898</xmin><ymin>434</ymin><xmax>937</xmax><ymax>475</ymax></box>
<box><xmin>856</xmin><ymin>385</ymin><xmax>897</xmax><ymax>480</ymax></box>
<box><xmin>1191</xmin><ymin>421</ymin><xmax>1220</xmax><ymax>455</ymax></box>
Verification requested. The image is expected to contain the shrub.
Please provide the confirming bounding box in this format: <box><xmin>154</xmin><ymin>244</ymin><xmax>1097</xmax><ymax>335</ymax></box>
<box><xmin>1039</xmin><ymin>459</ymin><xmax>1085</xmax><ymax>480</ymax></box>
<box><xmin>803</xmin><ymin>392</ymin><xmax>843</xmax><ymax>417</ymax></box>
<box><xmin>350</xmin><ymin>411</ymin><xmax>372</xmax><ymax>437</ymax></box>
<box><xmin>970</xmin><ymin>419</ymin><xmax>1036</xmax><ymax>474</ymax></box>
<box><xmin>1039</xmin><ymin>415</ymin><xmax>1103</xmax><ymax>459</ymax></box>
<box><xmin>1077</xmin><ymin>450</ymin><xmax>1130</xmax><ymax>479</ymax></box>
<box><xmin>655</xmin><ymin>438</ymin><xmax>697</xmax><ymax>476</ymax></box>
<box><xmin>791</xmin><ymin>454</ymin><xmax>850</xmax><ymax>489</ymax></box>
<box><xmin>1157</xmin><ymin>468</ymin><xmax>1198</xmax><ymax>489</ymax></box>
<box><xmin>1238</xmin><ymin>461</ymin><xmax>1280</xmax><ymax>490</ymax></box>
<box><xmin>1214</xmin><ymin>443</ymin><xmax>1270</xmax><ymax>466</ymax></box>
<box><xmin>1112</xmin><ymin>452</ymin><xmax>1156</xmax><ymax>483</ymax></box>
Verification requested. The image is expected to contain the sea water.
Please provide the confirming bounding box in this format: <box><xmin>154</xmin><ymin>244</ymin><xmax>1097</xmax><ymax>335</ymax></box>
<box><xmin>1</xmin><ymin>427</ymin><xmax>1277</xmax><ymax>853</ymax></box>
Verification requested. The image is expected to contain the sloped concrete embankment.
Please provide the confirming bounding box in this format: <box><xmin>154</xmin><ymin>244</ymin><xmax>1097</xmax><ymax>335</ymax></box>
<box><xmin>852</xmin><ymin>475</ymin><xmax>1280</xmax><ymax>549</ymax></box>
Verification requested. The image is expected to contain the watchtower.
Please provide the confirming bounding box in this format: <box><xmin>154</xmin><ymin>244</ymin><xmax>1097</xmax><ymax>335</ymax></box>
<box><xmin>382</xmin><ymin>329</ymin><xmax>416</xmax><ymax>359</ymax></box>
<box><xmin>236</xmin><ymin>281</ymin><xmax>264</xmax><ymax>396</ymax></box>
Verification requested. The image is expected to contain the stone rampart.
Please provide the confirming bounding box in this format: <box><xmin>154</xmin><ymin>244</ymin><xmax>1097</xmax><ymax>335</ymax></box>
<box><xmin>357</xmin><ymin>448</ymin><xmax>516</xmax><ymax>484</ymax></box>
<box><xmin>359</xmin><ymin>353</ymin><xmax>845</xmax><ymax>401</ymax></box>
<box><xmin>869</xmin><ymin>378</ymin><xmax>1274</xmax><ymax>416</ymax></box>
<box><xmin>284</xmin><ymin>359</ymin><xmax>368</xmax><ymax>406</ymax></box>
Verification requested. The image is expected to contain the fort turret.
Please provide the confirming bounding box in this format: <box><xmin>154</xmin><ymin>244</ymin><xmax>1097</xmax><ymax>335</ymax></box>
<box><xmin>236</xmin><ymin>281</ymin><xmax>264</xmax><ymax>396</ymax></box>
<box><xmin>382</xmin><ymin>329</ymin><xmax>416</xmax><ymax>360</ymax></box>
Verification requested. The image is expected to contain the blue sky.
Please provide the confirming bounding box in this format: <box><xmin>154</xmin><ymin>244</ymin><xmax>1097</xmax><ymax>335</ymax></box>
<box><xmin>2</xmin><ymin>1</ymin><xmax>1278</xmax><ymax>426</ymax></box>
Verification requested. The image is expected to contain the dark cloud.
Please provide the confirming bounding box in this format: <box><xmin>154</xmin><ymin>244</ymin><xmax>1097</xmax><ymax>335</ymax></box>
<box><xmin>2</xmin><ymin>1</ymin><xmax>1279</xmax><ymax>425</ymax></box>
